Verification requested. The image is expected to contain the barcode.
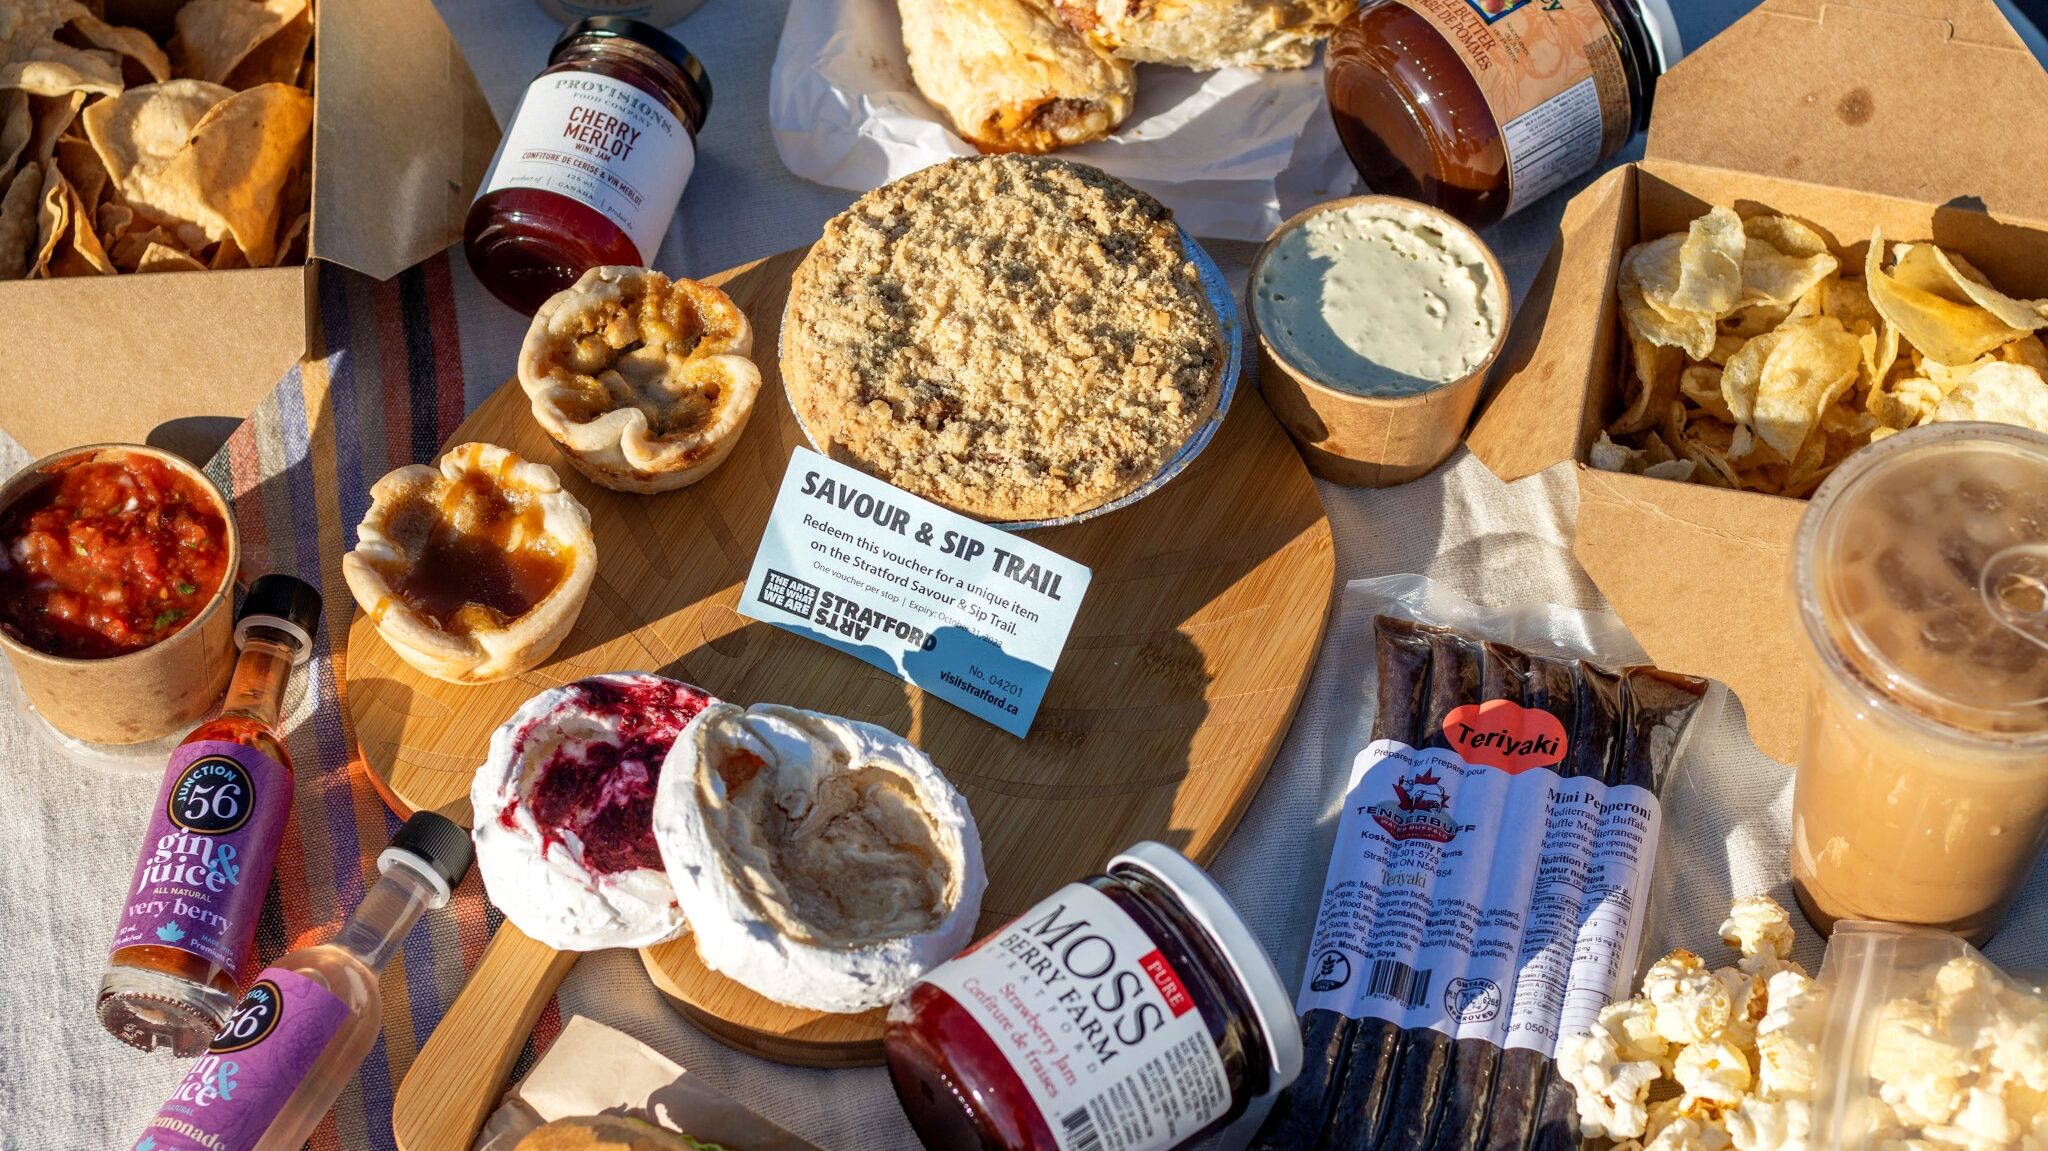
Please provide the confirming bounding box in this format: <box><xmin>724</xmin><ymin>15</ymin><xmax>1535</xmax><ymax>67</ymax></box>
<box><xmin>1061</xmin><ymin>1106</ymin><xmax>1104</xmax><ymax>1151</ymax></box>
<box><xmin>1367</xmin><ymin>958</ymin><xmax>1434</xmax><ymax>1009</ymax></box>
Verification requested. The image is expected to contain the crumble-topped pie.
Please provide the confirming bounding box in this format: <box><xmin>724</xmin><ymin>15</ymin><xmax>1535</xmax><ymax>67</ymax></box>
<box><xmin>781</xmin><ymin>155</ymin><xmax>1224</xmax><ymax>522</ymax></box>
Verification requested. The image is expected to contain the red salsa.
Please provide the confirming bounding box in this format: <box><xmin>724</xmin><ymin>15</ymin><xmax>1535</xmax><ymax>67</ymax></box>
<box><xmin>0</xmin><ymin>456</ymin><xmax>231</xmax><ymax>658</ymax></box>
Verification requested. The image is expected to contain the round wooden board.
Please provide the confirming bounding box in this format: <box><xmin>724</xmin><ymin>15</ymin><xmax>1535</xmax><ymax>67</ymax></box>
<box><xmin>348</xmin><ymin>245</ymin><xmax>1335</xmax><ymax>1066</ymax></box>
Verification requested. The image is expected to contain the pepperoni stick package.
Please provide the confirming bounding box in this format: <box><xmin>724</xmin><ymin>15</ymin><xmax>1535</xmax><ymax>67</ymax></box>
<box><xmin>1260</xmin><ymin>593</ymin><xmax>1707</xmax><ymax>1151</ymax></box>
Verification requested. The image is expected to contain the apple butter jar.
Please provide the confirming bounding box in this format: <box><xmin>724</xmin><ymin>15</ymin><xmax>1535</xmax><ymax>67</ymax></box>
<box><xmin>464</xmin><ymin>17</ymin><xmax>711</xmax><ymax>313</ymax></box>
<box><xmin>885</xmin><ymin>842</ymin><xmax>1302</xmax><ymax>1151</ymax></box>
<box><xmin>1325</xmin><ymin>0</ymin><xmax>1681</xmax><ymax>228</ymax></box>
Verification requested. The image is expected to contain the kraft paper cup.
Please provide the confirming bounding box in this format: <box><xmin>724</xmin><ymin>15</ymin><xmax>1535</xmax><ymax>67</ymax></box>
<box><xmin>0</xmin><ymin>445</ymin><xmax>240</xmax><ymax>746</ymax></box>
<box><xmin>1250</xmin><ymin>196</ymin><xmax>1512</xmax><ymax>488</ymax></box>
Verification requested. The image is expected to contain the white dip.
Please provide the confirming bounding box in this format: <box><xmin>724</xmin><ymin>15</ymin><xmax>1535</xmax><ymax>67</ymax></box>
<box><xmin>1255</xmin><ymin>200</ymin><xmax>1502</xmax><ymax>397</ymax></box>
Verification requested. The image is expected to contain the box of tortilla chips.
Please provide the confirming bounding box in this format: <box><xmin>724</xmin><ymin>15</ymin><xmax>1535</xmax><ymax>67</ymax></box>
<box><xmin>0</xmin><ymin>0</ymin><xmax>498</xmax><ymax>460</ymax></box>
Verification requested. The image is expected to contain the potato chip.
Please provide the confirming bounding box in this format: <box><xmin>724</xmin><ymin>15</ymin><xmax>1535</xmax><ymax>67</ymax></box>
<box><xmin>1668</xmin><ymin>204</ymin><xmax>1744</xmax><ymax>315</ymax></box>
<box><xmin>1868</xmin><ymin>374</ymin><xmax>1944</xmax><ymax>429</ymax></box>
<box><xmin>1930</xmin><ymin>362</ymin><xmax>2048</xmax><ymax>433</ymax></box>
<box><xmin>1707</xmin><ymin>333</ymin><xmax>1747</xmax><ymax>366</ymax></box>
<box><xmin>1679</xmin><ymin>363</ymin><xmax>1732</xmax><ymax>422</ymax></box>
<box><xmin>135</xmin><ymin>240</ymin><xmax>204</xmax><ymax>272</ymax></box>
<box><xmin>2003</xmin><ymin>335</ymin><xmax>2048</xmax><ymax>377</ymax></box>
<box><xmin>1721</xmin><ymin>302</ymin><xmax>1788</xmax><ymax>341</ymax></box>
<box><xmin>171</xmin><ymin>0</ymin><xmax>308</xmax><ymax>86</ymax></box>
<box><xmin>1740</xmin><ymin>215</ymin><xmax>1838</xmax><ymax>306</ymax></box>
<box><xmin>0</xmin><ymin>41</ymin><xmax>122</xmax><ymax>97</ymax></box>
<box><xmin>1750</xmin><ymin>316</ymin><xmax>1863</xmax><ymax>461</ymax></box>
<box><xmin>1928</xmin><ymin>247</ymin><xmax>2048</xmax><ymax>333</ymax></box>
<box><xmin>1620</xmin><ymin>234</ymin><xmax>1717</xmax><ymax>359</ymax></box>
<box><xmin>79</xmin><ymin>78</ymin><xmax>231</xmax><ymax>188</ymax></box>
<box><xmin>1612</xmin><ymin>331</ymin><xmax>1681</xmax><ymax>435</ymax></box>
<box><xmin>1866</xmin><ymin>228</ymin><xmax>2025</xmax><ymax>365</ymax></box>
<box><xmin>0</xmin><ymin>89</ymin><xmax>29</xmax><ymax>173</ymax></box>
<box><xmin>120</xmin><ymin>82</ymin><xmax>311</xmax><ymax>264</ymax></box>
<box><xmin>1587</xmin><ymin>430</ymin><xmax>1697</xmax><ymax>484</ymax></box>
<box><xmin>65</xmin><ymin>13</ymin><xmax>169</xmax><ymax>84</ymax></box>
<box><xmin>1720</xmin><ymin>324</ymin><xmax>1783</xmax><ymax>428</ymax></box>
<box><xmin>0</xmin><ymin>160</ymin><xmax>40</xmax><ymax>279</ymax></box>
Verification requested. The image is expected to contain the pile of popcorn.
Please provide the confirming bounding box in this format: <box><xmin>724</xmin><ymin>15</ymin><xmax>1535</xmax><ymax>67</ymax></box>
<box><xmin>1557</xmin><ymin>895</ymin><xmax>1821</xmax><ymax>1151</ymax></box>
<box><xmin>1557</xmin><ymin>895</ymin><xmax>2048</xmax><ymax>1151</ymax></box>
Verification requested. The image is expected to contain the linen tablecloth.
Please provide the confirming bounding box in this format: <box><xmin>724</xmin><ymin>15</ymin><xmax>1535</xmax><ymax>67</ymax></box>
<box><xmin>5</xmin><ymin>3</ymin><xmax>2046</xmax><ymax>1149</ymax></box>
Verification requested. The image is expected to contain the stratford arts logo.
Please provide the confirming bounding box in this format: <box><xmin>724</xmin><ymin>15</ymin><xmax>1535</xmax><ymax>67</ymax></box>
<box><xmin>1368</xmin><ymin>766</ymin><xmax>1461</xmax><ymax>843</ymax></box>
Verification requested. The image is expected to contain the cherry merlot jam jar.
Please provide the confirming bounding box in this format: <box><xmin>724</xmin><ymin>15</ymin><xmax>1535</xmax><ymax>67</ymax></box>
<box><xmin>886</xmin><ymin>842</ymin><xmax>1303</xmax><ymax>1151</ymax></box>
<box><xmin>464</xmin><ymin>17</ymin><xmax>711</xmax><ymax>313</ymax></box>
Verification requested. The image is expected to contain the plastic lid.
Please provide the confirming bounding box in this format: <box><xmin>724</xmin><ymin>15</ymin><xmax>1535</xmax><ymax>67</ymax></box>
<box><xmin>1796</xmin><ymin>422</ymin><xmax>2048</xmax><ymax>740</ymax></box>
<box><xmin>234</xmin><ymin>574</ymin><xmax>321</xmax><ymax>664</ymax></box>
<box><xmin>1109</xmin><ymin>842</ymin><xmax>1305</xmax><ymax>1101</ymax></box>
<box><xmin>378</xmin><ymin>811</ymin><xmax>474</xmax><ymax>908</ymax></box>
<box><xmin>1631</xmin><ymin>0</ymin><xmax>1683</xmax><ymax>73</ymax></box>
<box><xmin>555</xmin><ymin>16</ymin><xmax>712</xmax><ymax>125</ymax></box>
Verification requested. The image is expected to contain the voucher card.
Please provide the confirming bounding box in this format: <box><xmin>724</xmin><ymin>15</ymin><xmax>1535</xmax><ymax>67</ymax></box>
<box><xmin>740</xmin><ymin>449</ymin><xmax>1092</xmax><ymax>737</ymax></box>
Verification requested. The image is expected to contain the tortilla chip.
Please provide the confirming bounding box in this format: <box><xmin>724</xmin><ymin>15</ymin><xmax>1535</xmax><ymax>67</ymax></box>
<box><xmin>208</xmin><ymin>231</ymin><xmax>243</xmax><ymax>268</ymax></box>
<box><xmin>79</xmin><ymin>77</ymin><xmax>230</xmax><ymax>188</ymax></box>
<box><xmin>48</xmin><ymin>182</ymin><xmax>112</xmax><ymax>275</ymax></box>
<box><xmin>27</xmin><ymin>90</ymin><xmax>83</xmax><ymax>164</ymax></box>
<box><xmin>64</xmin><ymin>13</ymin><xmax>169</xmax><ymax>83</ymax></box>
<box><xmin>31</xmin><ymin>160</ymin><xmax>65</xmax><ymax>273</ymax></box>
<box><xmin>53</xmin><ymin>132</ymin><xmax>105</xmax><ymax>208</ymax></box>
<box><xmin>170</xmin><ymin>0</ymin><xmax>308</xmax><ymax>85</ymax></box>
<box><xmin>223</xmin><ymin>1</ymin><xmax>309</xmax><ymax>89</ymax></box>
<box><xmin>120</xmin><ymin>81</ymin><xmax>311</xmax><ymax>264</ymax></box>
<box><xmin>0</xmin><ymin>160</ymin><xmax>41</xmax><ymax>278</ymax></box>
<box><xmin>109</xmin><ymin>222</ymin><xmax>178</xmax><ymax>270</ymax></box>
<box><xmin>135</xmin><ymin>239</ymin><xmax>204</xmax><ymax>272</ymax></box>
<box><xmin>272</xmin><ymin>206</ymin><xmax>305</xmax><ymax>265</ymax></box>
<box><xmin>0</xmin><ymin>41</ymin><xmax>123</xmax><ymax>97</ymax></box>
<box><xmin>1930</xmin><ymin>362</ymin><xmax>2048</xmax><ymax>433</ymax></box>
<box><xmin>94</xmin><ymin>197</ymin><xmax>129</xmax><ymax>241</ymax></box>
<box><xmin>0</xmin><ymin>1</ymin><xmax>91</xmax><ymax>73</ymax></box>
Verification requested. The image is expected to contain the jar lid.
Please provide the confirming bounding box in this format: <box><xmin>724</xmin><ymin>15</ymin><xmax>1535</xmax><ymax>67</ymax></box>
<box><xmin>554</xmin><ymin>16</ymin><xmax>713</xmax><ymax>125</ymax></box>
<box><xmin>235</xmin><ymin>573</ymin><xmax>321</xmax><ymax>664</ymax></box>
<box><xmin>1110</xmin><ymin>842</ymin><xmax>1305</xmax><ymax>1101</ymax></box>
<box><xmin>1795</xmin><ymin>422</ymin><xmax>2048</xmax><ymax>740</ymax></box>
<box><xmin>1632</xmin><ymin>0</ymin><xmax>1684</xmax><ymax>73</ymax></box>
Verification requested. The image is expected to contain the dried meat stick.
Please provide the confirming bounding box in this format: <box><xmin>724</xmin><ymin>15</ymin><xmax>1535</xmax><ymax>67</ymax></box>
<box><xmin>1368</xmin><ymin>630</ymin><xmax>1481</xmax><ymax>1151</ymax></box>
<box><xmin>1477</xmin><ymin>654</ymin><xmax>1588</xmax><ymax>1151</ymax></box>
<box><xmin>1615</xmin><ymin>667</ymin><xmax>1709</xmax><ymax>791</ymax></box>
<box><xmin>1255</xmin><ymin>616</ymin><xmax>1436</xmax><ymax>1151</ymax></box>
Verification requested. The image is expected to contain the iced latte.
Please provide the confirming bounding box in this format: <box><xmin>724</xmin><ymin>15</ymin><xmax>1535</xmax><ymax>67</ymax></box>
<box><xmin>1791</xmin><ymin>423</ymin><xmax>2048</xmax><ymax>946</ymax></box>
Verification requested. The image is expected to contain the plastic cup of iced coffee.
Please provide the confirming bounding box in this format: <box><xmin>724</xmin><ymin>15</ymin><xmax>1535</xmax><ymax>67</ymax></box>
<box><xmin>1790</xmin><ymin>421</ymin><xmax>2048</xmax><ymax>947</ymax></box>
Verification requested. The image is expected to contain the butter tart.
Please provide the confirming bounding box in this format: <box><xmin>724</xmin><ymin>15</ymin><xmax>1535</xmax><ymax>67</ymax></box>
<box><xmin>517</xmin><ymin>266</ymin><xmax>762</xmax><ymax>494</ymax></box>
<box><xmin>343</xmin><ymin>442</ymin><xmax>596</xmax><ymax>685</ymax></box>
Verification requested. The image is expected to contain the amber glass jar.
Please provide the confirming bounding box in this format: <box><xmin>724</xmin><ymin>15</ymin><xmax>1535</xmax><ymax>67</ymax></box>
<box><xmin>465</xmin><ymin>18</ymin><xmax>711</xmax><ymax>313</ymax></box>
<box><xmin>885</xmin><ymin>843</ymin><xmax>1302</xmax><ymax>1151</ymax></box>
<box><xmin>1326</xmin><ymin>0</ymin><xmax>1679</xmax><ymax>228</ymax></box>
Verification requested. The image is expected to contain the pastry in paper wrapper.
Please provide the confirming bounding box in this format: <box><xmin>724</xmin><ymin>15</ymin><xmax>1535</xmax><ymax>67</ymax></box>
<box><xmin>517</xmin><ymin>266</ymin><xmax>762</xmax><ymax>494</ymax></box>
<box><xmin>896</xmin><ymin>0</ymin><xmax>1134</xmax><ymax>154</ymax></box>
<box><xmin>1056</xmin><ymin>0</ymin><xmax>1350</xmax><ymax>70</ymax></box>
<box><xmin>653</xmin><ymin>703</ymin><xmax>985</xmax><ymax>1014</ymax></box>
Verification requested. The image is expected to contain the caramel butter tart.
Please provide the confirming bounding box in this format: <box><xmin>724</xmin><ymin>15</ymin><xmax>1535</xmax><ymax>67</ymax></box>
<box><xmin>343</xmin><ymin>443</ymin><xmax>596</xmax><ymax>685</ymax></box>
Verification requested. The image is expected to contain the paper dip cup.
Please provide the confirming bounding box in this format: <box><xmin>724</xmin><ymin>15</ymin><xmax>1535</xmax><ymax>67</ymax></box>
<box><xmin>1789</xmin><ymin>423</ymin><xmax>2048</xmax><ymax>946</ymax></box>
<box><xmin>1250</xmin><ymin>195</ymin><xmax>1510</xmax><ymax>487</ymax></box>
<box><xmin>0</xmin><ymin>445</ymin><xmax>239</xmax><ymax>745</ymax></box>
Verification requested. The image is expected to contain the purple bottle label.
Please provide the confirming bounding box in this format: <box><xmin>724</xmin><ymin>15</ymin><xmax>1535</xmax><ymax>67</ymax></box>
<box><xmin>132</xmin><ymin>967</ymin><xmax>348</xmax><ymax>1151</ymax></box>
<box><xmin>111</xmin><ymin>740</ymin><xmax>292</xmax><ymax>973</ymax></box>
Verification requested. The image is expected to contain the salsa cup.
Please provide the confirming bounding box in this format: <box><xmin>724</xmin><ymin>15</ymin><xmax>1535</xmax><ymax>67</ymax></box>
<box><xmin>0</xmin><ymin>444</ymin><xmax>240</xmax><ymax>745</ymax></box>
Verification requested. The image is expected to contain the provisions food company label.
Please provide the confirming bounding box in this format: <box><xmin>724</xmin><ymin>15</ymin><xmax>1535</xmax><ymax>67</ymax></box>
<box><xmin>131</xmin><ymin>967</ymin><xmax>349</xmax><ymax>1150</ymax></box>
<box><xmin>1296</xmin><ymin>736</ymin><xmax>1660</xmax><ymax>1056</ymax></box>
<box><xmin>741</xmin><ymin>449</ymin><xmax>1091</xmax><ymax>737</ymax></box>
<box><xmin>111</xmin><ymin>741</ymin><xmax>292</xmax><ymax>974</ymax></box>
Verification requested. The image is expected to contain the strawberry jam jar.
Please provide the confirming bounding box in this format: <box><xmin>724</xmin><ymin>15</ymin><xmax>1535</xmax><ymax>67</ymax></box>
<box><xmin>464</xmin><ymin>17</ymin><xmax>711</xmax><ymax>313</ymax></box>
<box><xmin>886</xmin><ymin>843</ymin><xmax>1302</xmax><ymax>1151</ymax></box>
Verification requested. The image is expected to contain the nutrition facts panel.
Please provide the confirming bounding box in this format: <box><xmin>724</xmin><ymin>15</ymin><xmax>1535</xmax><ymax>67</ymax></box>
<box><xmin>1502</xmin><ymin>76</ymin><xmax>1605</xmax><ymax>219</ymax></box>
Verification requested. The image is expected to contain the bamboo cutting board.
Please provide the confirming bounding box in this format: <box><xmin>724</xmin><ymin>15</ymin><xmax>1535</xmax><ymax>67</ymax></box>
<box><xmin>363</xmin><ymin>246</ymin><xmax>1333</xmax><ymax>1149</ymax></box>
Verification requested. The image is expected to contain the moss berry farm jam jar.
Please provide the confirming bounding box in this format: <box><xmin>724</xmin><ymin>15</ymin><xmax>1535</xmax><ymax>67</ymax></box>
<box><xmin>464</xmin><ymin>17</ymin><xmax>712</xmax><ymax>313</ymax></box>
<box><xmin>1325</xmin><ymin>0</ymin><xmax>1681</xmax><ymax>228</ymax></box>
<box><xmin>885</xmin><ymin>842</ymin><xmax>1302</xmax><ymax>1151</ymax></box>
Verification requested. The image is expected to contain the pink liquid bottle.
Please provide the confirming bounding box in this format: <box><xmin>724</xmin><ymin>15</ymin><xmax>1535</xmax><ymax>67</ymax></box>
<box><xmin>128</xmin><ymin>812</ymin><xmax>474</xmax><ymax>1151</ymax></box>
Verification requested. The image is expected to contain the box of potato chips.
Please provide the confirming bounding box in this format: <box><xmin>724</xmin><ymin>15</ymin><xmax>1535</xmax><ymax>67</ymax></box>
<box><xmin>0</xmin><ymin>0</ymin><xmax>498</xmax><ymax>460</ymax></box>
<box><xmin>1467</xmin><ymin>0</ymin><xmax>2048</xmax><ymax>762</ymax></box>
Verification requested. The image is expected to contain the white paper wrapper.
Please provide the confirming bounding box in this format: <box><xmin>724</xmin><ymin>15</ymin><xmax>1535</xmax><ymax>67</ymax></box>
<box><xmin>474</xmin><ymin>1016</ymin><xmax>824</xmax><ymax>1151</ymax></box>
<box><xmin>767</xmin><ymin>0</ymin><xmax>1360</xmax><ymax>241</ymax></box>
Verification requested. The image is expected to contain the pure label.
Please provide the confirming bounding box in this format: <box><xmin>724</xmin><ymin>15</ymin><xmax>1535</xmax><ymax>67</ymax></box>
<box><xmin>131</xmin><ymin>967</ymin><xmax>348</xmax><ymax>1150</ymax></box>
<box><xmin>920</xmin><ymin>883</ymin><xmax>1232</xmax><ymax>1151</ymax></box>
<box><xmin>111</xmin><ymin>741</ymin><xmax>292</xmax><ymax>975</ymax></box>
<box><xmin>740</xmin><ymin>449</ymin><xmax>1091</xmax><ymax>737</ymax></box>
<box><xmin>1296</xmin><ymin>737</ymin><xmax>1660</xmax><ymax>1056</ymax></box>
<box><xmin>479</xmin><ymin>69</ymin><xmax>696</xmax><ymax>264</ymax></box>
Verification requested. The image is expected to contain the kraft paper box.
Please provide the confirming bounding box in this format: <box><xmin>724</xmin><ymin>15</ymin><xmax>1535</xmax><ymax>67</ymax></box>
<box><xmin>1467</xmin><ymin>0</ymin><xmax>2048</xmax><ymax>763</ymax></box>
<box><xmin>0</xmin><ymin>0</ymin><xmax>499</xmax><ymax>462</ymax></box>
